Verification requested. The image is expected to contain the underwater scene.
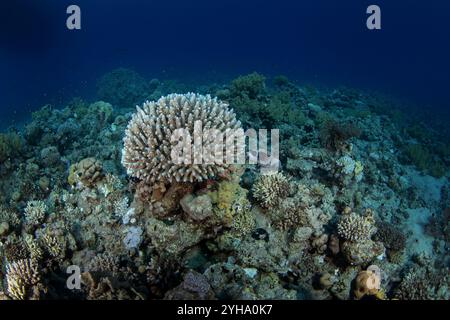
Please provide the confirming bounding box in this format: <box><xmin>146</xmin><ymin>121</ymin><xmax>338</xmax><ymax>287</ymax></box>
<box><xmin>0</xmin><ymin>0</ymin><xmax>449</xmax><ymax>302</ymax></box>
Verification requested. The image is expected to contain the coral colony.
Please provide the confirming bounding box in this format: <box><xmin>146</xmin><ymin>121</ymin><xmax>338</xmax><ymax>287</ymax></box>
<box><xmin>0</xmin><ymin>70</ymin><xmax>448</xmax><ymax>300</ymax></box>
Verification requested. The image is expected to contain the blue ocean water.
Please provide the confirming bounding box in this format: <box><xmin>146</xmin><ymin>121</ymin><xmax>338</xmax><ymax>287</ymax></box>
<box><xmin>1</xmin><ymin>0</ymin><xmax>449</xmax><ymax>127</ymax></box>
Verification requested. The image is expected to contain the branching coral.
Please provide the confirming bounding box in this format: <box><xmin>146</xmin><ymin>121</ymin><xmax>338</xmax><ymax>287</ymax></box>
<box><xmin>122</xmin><ymin>93</ymin><xmax>241</xmax><ymax>184</ymax></box>
<box><xmin>337</xmin><ymin>210</ymin><xmax>376</xmax><ymax>242</ymax></box>
<box><xmin>87</xmin><ymin>252</ymin><xmax>120</xmax><ymax>276</ymax></box>
<box><xmin>5</xmin><ymin>259</ymin><xmax>43</xmax><ymax>300</ymax></box>
<box><xmin>24</xmin><ymin>201</ymin><xmax>47</xmax><ymax>227</ymax></box>
<box><xmin>337</xmin><ymin>209</ymin><xmax>384</xmax><ymax>265</ymax></box>
<box><xmin>374</xmin><ymin>221</ymin><xmax>406</xmax><ymax>253</ymax></box>
<box><xmin>24</xmin><ymin>234</ymin><xmax>44</xmax><ymax>261</ymax></box>
<box><xmin>0</xmin><ymin>205</ymin><xmax>20</xmax><ymax>234</ymax></box>
<box><xmin>394</xmin><ymin>267</ymin><xmax>449</xmax><ymax>300</ymax></box>
<box><xmin>319</xmin><ymin>120</ymin><xmax>361</xmax><ymax>152</ymax></box>
<box><xmin>252</xmin><ymin>172</ymin><xmax>291</xmax><ymax>209</ymax></box>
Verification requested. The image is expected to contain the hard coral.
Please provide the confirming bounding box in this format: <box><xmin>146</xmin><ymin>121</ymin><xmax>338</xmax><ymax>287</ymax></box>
<box><xmin>353</xmin><ymin>266</ymin><xmax>382</xmax><ymax>300</ymax></box>
<box><xmin>374</xmin><ymin>221</ymin><xmax>406</xmax><ymax>253</ymax></box>
<box><xmin>337</xmin><ymin>210</ymin><xmax>376</xmax><ymax>242</ymax></box>
<box><xmin>394</xmin><ymin>266</ymin><xmax>449</xmax><ymax>300</ymax></box>
<box><xmin>252</xmin><ymin>172</ymin><xmax>291</xmax><ymax>209</ymax></box>
<box><xmin>68</xmin><ymin>158</ymin><xmax>105</xmax><ymax>188</ymax></box>
<box><xmin>24</xmin><ymin>200</ymin><xmax>47</xmax><ymax>227</ymax></box>
<box><xmin>122</xmin><ymin>93</ymin><xmax>241</xmax><ymax>184</ymax></box>
<box><xmin>319</xmin><ymin>120</ymin><xmax>360</xmax><ymax>152</ymax></box>
<box><xmin>5</xmin><ymin>259</ymin><xmax>43</xmax><ymax>300</ymax></box>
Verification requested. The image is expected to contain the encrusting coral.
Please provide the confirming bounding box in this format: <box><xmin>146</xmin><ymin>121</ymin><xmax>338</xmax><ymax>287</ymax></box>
<box><xmin>68</xmin><ymin>157</ymin><xmax>105</xmax><ymax>188</ymax></box>
<box><xmin>122</xmin><ymin>93</ymin><xmax>242</xmax><ymax>184</ymax></box>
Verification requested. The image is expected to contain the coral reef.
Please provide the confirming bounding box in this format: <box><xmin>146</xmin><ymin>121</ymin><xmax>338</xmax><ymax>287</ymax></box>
<box><xmin>394</xmin><ymin>266</ymin><xmax>449</xmax><ymax>300</ymax></box>
<box><xmin>0</xmin><ymin>71</ymin><xmax>448</xmax><ymax>300</ymax></box>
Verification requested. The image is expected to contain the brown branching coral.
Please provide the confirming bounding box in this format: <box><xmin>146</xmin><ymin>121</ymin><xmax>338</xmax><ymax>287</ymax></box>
<box><xmin>0</xmin><ymin>206</ymin><xmax>20</xmax><ymax>228</ymax></box>
<box><xmin>164</xmin><ymin>271</ymin><xmax>215</xmax><ymax>300</ymax></box>
<box><xmin>268</xmin><ymin>197</ymin><xmax>308</xmax><ymax>230</ymax></box>
<box><xmin>87</xmin><ymin>252</ymin><xmax>120</xmax><ymax>276</ymax></box>
<box><xmin>2</xmin><ymin>236</ymin><xmax>28</xmax><ymax>262</ymax></box>
<box><xmin>122</xmin><ymin>93</ymin><xmax>242</xmax><ymax>184</ymax></box>
<box><xmin>394</xmin><ymin>266</ymin><xmax>449</xmax><ymax>300</ymax></box>
<box><xmin>80</xmin><ymin>271</ymin><xmax>145</xmax><ymax>300</ymax></box>
<box><xmin>252</xmin><ymin>172</ymin><xmax>291</xmax><ymax>209</ymax></box>
<box><xmin>319</xmin><ymin>120</ymin><xmax>361</xmax><ymax>152</ymax></box>
<box><xmin>374</xmin><ymin>221</ymin><xmax>406</xmax><ymax>253</ymax></box>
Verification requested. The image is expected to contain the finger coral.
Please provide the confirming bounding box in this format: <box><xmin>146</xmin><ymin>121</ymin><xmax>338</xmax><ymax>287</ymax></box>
<box><xmin>122</xmin><ymin>93</ymin><xmax>242</xmax><ymax>184</ymax></box>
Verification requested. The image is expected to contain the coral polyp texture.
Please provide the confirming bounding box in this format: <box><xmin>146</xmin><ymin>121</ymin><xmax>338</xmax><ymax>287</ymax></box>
<box><xmin>122</xmin><ymin>93</ymin><xmax>242</xmax><ymax>184</ymax></box>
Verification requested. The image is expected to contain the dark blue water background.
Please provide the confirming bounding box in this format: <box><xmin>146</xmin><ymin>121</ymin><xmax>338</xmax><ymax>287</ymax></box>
<box><xmin>1</xmin><ymin>0</ymin><xmax>449</xmax><ymax>127</ymax></box>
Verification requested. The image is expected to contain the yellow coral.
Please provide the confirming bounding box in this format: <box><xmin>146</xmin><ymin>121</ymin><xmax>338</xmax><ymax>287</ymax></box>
<box><xmin>353</xmin><ymin>266</ymin><xmax>382</xmax><ymax>300</ymax></box>
<box><xmin>354</xmin><ymin>161</ymin><xmax>364</xmax><ymax>176</ymax></box>
<box><xmin>67</xmin><ymin>164</ymin><xmax>77</xmax><ymax>186</ymax></box>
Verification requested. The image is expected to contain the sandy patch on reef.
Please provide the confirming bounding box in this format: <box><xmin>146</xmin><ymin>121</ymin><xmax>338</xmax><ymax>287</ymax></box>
<box><xmin>405</xmin><ymin>168</ymin><xmax>446</xmax><ymax>204</ymax></box>
<box><xmin>404</xmin><ymin>207</ymin><xmax>434</xmax><ymax>257</ymax></box>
